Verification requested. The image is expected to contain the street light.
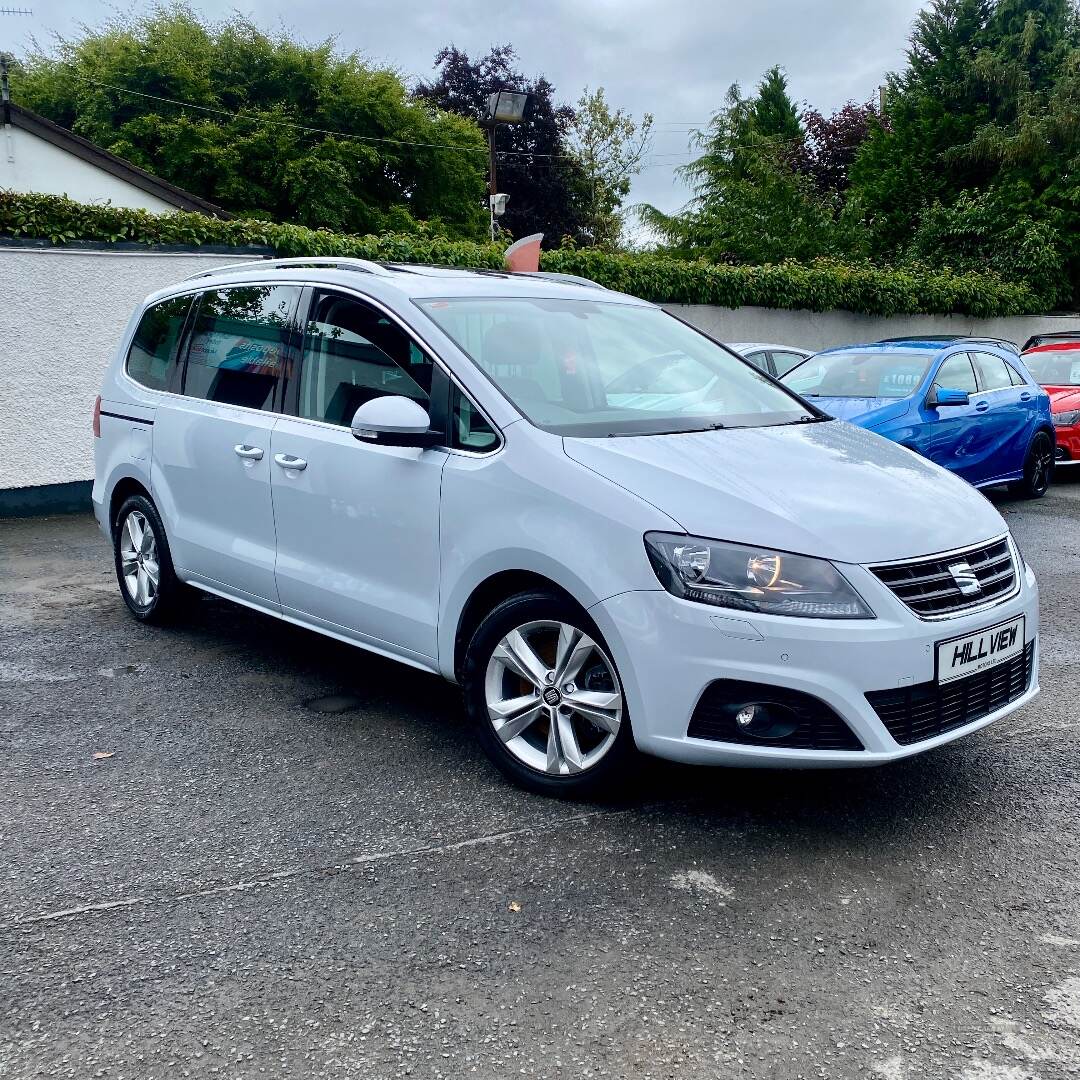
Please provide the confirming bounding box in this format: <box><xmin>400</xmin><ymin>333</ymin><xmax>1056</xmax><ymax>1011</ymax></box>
<box><xmin>483</xmin><ymin>89</ymin><xmax>529</xmax><ymax>241</ymax></box>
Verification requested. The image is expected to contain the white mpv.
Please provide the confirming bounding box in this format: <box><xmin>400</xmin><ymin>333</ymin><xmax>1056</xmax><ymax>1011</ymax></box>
<box><xmin>93</xmin><ymin>259</ymin><xmax>1040</xmax><ymax>795</ymax></box>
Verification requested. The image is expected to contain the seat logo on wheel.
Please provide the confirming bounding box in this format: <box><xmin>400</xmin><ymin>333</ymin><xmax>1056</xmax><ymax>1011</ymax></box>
<box><xmin>948</xmin><ymin>561</ymin><xmax>982</xmax><ymax>597</ymax></box>
<box><xmin>543</xmin><ymin>687</ymin><xmax>562</xmax><ymax>707</ymax></box>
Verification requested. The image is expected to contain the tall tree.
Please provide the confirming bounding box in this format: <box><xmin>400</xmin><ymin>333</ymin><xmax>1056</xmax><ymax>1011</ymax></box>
<box><xmin>640</xmin><ymin>76</ymin><xmax>856</xmax><ymax>264</ymax></box>
<box><xmin>753</xmin><ymin>66</ymin><xmax>803</xmax><ymax>142</ymax></box>
<box><xmin>13</xmin><ymin>5</ymin><xmax>488</xmax><ymax>237</ymax></box>
<box><xmin>793</xmin><ymin>101</ymin><xmax>878</xmax><ymax>195</ymax></box>
<box><xmin>565</xmin><ymin>87</ymin><xmax>653</xmax><ymax>247</ymax></box>
<box><xmin>414</xmin><ymin>44</ymin><xmax>589</xmax><ymax>244</ymax></box>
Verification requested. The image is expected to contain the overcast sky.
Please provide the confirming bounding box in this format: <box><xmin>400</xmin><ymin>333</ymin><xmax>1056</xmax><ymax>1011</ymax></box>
<box><xmin>5</xmin><ymin>0</ymin><xmax>927</xmax><ymax>222</ymax></box>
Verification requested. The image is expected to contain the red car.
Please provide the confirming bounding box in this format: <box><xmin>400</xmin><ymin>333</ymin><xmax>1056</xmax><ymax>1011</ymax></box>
<box><xmin>1022</xmin><ymin>334</ymin><xmax>1080</xmax><ymax>465</ymax></box>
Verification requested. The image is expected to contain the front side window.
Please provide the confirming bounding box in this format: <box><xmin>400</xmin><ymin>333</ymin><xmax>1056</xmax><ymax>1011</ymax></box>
<box><xmin>183</xmin><ymin>286</ymin><xmax>300</xmax><ymax>411</ymax></box>
<box><xmin>417</xmin><ymin>297</ymin><xmax>814</xmax><ymax>437</ymax></box>
<box><xmin>127</xmin><ymin>294</ymin><xmax>192</xmax><ymax>391</ymax></box>
<box><xmin>933</xmin><ymin>354</ymin><xmax>978</xmax><ymax>394</ymax></box>
<box><xmin>298</xmin><ymin>293</ymin><xmax>433</xmax><ymax>427</ymax></box>
<box><xmin>971</xmin><ymin>351</ymin><xmax>1011</xmax><ymax>391</ymax></box>
<box><xmin>451</xmin><ymin>386</ymin><xmax>499</xmax><ymax>451</ymax></box>
<box><xmin>784</xmin><ymin>350</ymin><xmax>932</xmax><ymax>399</ymax></box>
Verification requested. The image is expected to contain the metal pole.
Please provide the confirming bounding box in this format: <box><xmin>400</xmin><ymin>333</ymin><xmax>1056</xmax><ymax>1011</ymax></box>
<box><xmin>487</xmin><ymin>123</ymin><xmax>497</xmax><ymax>243</ymax></box>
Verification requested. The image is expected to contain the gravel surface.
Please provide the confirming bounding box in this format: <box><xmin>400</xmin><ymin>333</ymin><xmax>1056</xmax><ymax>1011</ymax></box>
<box><xmin>2</xmin><ymin>483</ymin><xmax>1079</xmax><ymax>1079</ymax></box>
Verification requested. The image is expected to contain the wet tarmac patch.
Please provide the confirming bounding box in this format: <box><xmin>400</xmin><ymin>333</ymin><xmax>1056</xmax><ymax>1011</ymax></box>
<box><xmin>303</xmin><ymin>694</ymin><xmax>365</xmax><ymax>714</ymax></box>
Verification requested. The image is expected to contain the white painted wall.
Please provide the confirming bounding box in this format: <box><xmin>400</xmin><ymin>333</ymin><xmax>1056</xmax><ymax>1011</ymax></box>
<box><xmin>2</xmin><ymin>244</ymin><xmax>1079</xmax><ymax>494</ymax></box>
<box><xmin>0</xmin><ymin>248</ymin><xmax>247</xmax><ymax>492</ymax></box>
<box><xmin>0</xmin><ymin>125</ymin><xmax>178</xmax><ymax>213</ymax></box>
<box><xmin>664</xmin><ymin>304</ymin><xmax>1080</xmax><ymax>353</ymax></box>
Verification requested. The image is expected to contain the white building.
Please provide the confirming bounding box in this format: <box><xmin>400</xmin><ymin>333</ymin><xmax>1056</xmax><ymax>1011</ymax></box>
<box><xmin>1</xmin><ymin>101</ymin><xmax>224</xmax><ymax>216</ymax></box>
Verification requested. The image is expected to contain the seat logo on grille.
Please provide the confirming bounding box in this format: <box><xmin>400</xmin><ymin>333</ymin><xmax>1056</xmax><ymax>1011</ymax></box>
<box><xmin>948</xmin><ymin>560</ymin><xmax>982</xmax><ymax>596</ymax></box>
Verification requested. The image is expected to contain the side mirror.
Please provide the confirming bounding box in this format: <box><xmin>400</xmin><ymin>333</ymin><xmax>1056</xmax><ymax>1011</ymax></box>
<box><xmin>928</xmin><ymin>387</ymin><xmax>970</xmax><ymax>408</ymax></box>
<box><xmin>350</xmin><ymin>396</ymin><xmax>442</xmax><ymax>449</ymax></box>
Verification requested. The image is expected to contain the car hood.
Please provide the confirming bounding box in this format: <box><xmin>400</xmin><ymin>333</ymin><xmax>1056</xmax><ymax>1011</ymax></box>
<box><xmin>805</xmin><ymin>396</ymin><xmax>910</xmax><ymax>427</ymax></box>
<box><xmin>563</xmin><ymin>421</ymin><xmax>1006</xmax><ymax>565</ymax></box>
<box><xmin>1045</xmin><ymin>385</ymin><xmax>1080</xmax><ymax>411</ymax></box>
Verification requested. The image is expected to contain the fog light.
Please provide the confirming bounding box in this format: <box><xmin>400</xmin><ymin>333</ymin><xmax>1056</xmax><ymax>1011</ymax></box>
<box><xmin>735</xmin><ymin>704</ymin><xmax>763</xmax><ymax>728</ymax></box>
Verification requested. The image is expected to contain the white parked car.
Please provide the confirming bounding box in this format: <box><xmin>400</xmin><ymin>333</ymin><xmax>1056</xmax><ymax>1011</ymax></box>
<box><xmin>93</xmin><ymin>259</ymin><xmax>1039</xmax><ymax>796</ymax></box>
<box><xmin>729</xmin><ymin>342</ymin><xmax>814</xmax><ymax>378</ymax></box>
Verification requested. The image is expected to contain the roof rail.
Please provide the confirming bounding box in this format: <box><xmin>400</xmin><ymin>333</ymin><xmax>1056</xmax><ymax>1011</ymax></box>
<box><xmin>522</xmin><ymin>270</ymin><xmax>608</xmax><ymax>290</ymax></box>
<box><xmin>875</xmin><ymin>334</ymin><xmax>1019</xmax><ymax>353</ymax></box>
<box><xmin>185</xmin><ymin>256</ymin><xmax>393</xmax><ymax>281</ymax></box>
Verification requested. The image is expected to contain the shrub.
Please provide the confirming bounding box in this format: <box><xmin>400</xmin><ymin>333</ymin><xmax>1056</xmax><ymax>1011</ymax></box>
<box><xmin>0</xmin><ymin>190</ymin><xmax>1045</xmax><ymax>317</ymax></box>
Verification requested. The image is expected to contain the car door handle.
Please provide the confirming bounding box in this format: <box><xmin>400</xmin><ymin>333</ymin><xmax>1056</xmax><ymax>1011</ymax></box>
<box><xmin>233</xmin><ymin>444</ymin><xmax>264</xmax><ymax>460</ymax></box>
<box><xmin>274</xmin><ymin>453</ymin><xmax>308</xmax><ymax>471</ymax></box>
<box><xmin>975</xmin><ymin>401</ymin><xmax>989</xmax><ymax>412</ymax></box>
<box><xmin>1020</xmin><ymin>391</ymin><xmax>1032</xmax><ymax>401</ymax></box>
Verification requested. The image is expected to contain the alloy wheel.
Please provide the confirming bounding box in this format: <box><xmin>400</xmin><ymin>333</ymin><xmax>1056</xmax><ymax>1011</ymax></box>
<box><xmin>118</xmin><ymin>510</ymin><xmax>160</xmax><ymax>607</ymax></box>
<box><xmin>484</xmin><ymin>620</ymin><xmax>623</xmax><ymax>777</ymax></box>
<box><xmin>1030</xmin><ymin>437</ymin><xmax>1053</xmax><ymax>495</ymax></box>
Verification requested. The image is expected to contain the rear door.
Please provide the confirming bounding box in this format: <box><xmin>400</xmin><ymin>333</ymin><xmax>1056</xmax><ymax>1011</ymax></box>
<box><xmin>269</xmin><ymin>290</ymin><xmax>448</xmax><ymax>663</ymax></box>
<box><xmin>969</xmin><ymin>351</ymin><xmax>1037</xmax><ymax>482</ymax></box>
<box><xmin>152</xmin><ymin>284</ymin><xmax>302</xmax><ymax>606</ymax></box>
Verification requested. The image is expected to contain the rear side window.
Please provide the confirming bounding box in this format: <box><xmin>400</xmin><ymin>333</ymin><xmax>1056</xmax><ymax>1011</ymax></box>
<box><xmin>970</xmin><ymin>351</ymin><xmax>1011</xmax><ymax>391</ymax></box>
<box><xmin>772</xmin><ymin>351</ymin><xmax>807</xmax><ymax>377</ymax></box>
<box><xmin>126</xmin><ymin>295</ymin><xmax>192</xmax><ymax>391</ymax></box>
<box><xmin>1006</xmin><ymin>361</ymin><xmax>1027</xmax><ymax>386</ymax></box>
<box><xmin>183</xmin><ymin>286</ymin><xmax>301</xmax><ymax>411</ymax></box>
<box><xmin>934</xmin><ymin>354</ymin><xmax>978</xmax><ymax>394</ymax></box>
<box><xmin>742</xmin><ymin>351</ymin><xmax>771</xmax><ymax>374</ymax></box>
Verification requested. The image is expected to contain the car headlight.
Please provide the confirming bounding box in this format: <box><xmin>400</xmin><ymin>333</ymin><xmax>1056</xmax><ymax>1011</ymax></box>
<box><xmin>644</xmin><ymin>533</ymin><xmax>874</xmax><ymax>619</ymax></box>
<box><xmin>1053</xmin><ymin>410</ymin><xmax>1080</xmax><ymax>427</ymax></box>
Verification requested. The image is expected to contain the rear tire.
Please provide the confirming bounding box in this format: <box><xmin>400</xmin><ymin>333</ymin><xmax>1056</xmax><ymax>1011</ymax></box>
<box><xmin>112</xmin><ymin>494</ymin><xmax>190</xmax><ymax>623</ymax></box>
<box><xmin>462</xmin><ymin>591</ymin><xmax>638</xmax><ymax>798</ymax></box>
<box><xmin>1010</xmin><ymin>431</ymin><xmax>1054</xmax><ymax>499</ymax></box>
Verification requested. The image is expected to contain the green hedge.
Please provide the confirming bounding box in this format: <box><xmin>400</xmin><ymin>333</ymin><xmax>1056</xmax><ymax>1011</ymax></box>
<box><xmin>0</xmin><ymin>190</ymin><xmax>1045</xmax><ymax>317</ymax></box>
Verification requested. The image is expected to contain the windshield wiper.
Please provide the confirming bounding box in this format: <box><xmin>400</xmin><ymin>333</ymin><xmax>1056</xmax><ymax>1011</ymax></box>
<box><xmin>609</xmin><ymin>421</ymin><xmax>726</xmax><ymax>438</ymax></box>
<box><xmin>777</xmin><ymin>415</ymin><xmax>829</xmax><ymax>425</ymax></box>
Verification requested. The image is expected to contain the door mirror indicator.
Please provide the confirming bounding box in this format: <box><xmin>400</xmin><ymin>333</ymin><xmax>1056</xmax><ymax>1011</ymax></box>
<box><xmin>350</xmin><ymin>396</ymin><xmax>442</xmax><ymax>448</ymax></box>
<box><xmin>928</xmin><ymin>387</ymin><xmax>971</xmax><ymax>408</ymax></box>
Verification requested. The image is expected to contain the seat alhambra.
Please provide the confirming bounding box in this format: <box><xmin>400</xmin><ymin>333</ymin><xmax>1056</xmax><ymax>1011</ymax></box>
<box><xmin>93</xmin><ymin>259</ymin><xmax>1040</xmax><ymax>796</ymax></box>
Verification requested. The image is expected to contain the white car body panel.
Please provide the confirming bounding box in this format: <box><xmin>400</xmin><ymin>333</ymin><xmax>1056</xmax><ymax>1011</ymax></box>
<box><xmin>270</xmin><ymin>415</ymin><xmax>447</xmax><ymax>662</ymax></box>
<box><xmin>91</xmin><ymin>261</ymin><xmax>1040</xmax><ymax>772</ymax></box>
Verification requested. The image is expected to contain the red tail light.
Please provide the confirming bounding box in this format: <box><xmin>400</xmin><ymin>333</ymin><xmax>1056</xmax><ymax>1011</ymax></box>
<box><xmin>92</xmin><ymin>395</ymin><xmax>101</xmax><ymax>438</ymax></box>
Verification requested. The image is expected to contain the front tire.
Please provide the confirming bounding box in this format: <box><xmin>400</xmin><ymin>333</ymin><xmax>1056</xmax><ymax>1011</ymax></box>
<box><xmin>1010</xmin><ymin>431</ymin><xmax>1054</xmax><ymax>499</ymax></box>
<box><xmin>112</xmin><ymin>494</ymin><xmax>188</xmax><ymax>623</ymax></box>
<box><xmin>462</xmin><ymin>591</ymin><xmax>638</xmax><ymax>798</ymax></box>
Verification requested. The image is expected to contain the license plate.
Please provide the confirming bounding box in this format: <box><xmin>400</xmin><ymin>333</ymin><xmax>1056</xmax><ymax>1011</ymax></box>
<box><xmin>936</xmin><ymin>615</ymin><xmax>1025</xmax><ymax>685</ymax></box>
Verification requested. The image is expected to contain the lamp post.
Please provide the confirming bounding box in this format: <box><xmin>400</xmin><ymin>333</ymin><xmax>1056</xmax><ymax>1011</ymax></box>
<box><xmin>483</xmin><ymin>89</ymin><xmax>528</xmax><ymax>242</ymax></box>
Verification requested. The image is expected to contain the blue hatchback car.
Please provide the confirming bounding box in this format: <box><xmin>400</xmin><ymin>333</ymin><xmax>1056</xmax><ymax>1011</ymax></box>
<box><xmin>782</xmin><ymin>337</ymin><xmax>1055</xmax><ymax>498</ymax></box>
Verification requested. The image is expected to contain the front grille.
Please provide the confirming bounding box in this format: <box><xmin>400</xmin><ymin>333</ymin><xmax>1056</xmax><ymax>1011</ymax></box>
<box><xmin>870</xmin><ymin>537</ymin><xmax>1017</xmax><ymax>618</ymax></box>
<box><xmin>688</xmin><ymin>680</ymin><xmax>863</xmax><ymax>751</ymax></box>
<box><xmin>865</xmin><ymin>640</ymin><xmax>1034</xmax><ymax>746</ymax></box>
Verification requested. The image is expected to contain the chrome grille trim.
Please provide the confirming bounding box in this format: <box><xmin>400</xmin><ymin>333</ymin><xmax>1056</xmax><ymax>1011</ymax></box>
<box><xmin>867</xmin><ymin>535</ymin><xmax>1020</xmax><ymax>620</ymax></box>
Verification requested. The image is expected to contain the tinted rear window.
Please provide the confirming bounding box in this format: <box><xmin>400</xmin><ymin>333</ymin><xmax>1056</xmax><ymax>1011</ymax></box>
<box><xmin>183</xmin><ymin>286</ymin><xmax>301</xmax><ymax>411</ymax></box>
<box><xmin>126</xmin><ymin>295</ymin><xmax>192</xmax><ymax>391</ymax></box>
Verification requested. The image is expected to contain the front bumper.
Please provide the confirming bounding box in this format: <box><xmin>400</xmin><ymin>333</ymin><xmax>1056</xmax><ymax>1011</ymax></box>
<box><xmin>590</xmin><ymin>558</ymin><xmax>1039</xmax><ymax>768</ymax></box>
<box><xmin>1053</xmin><ymin>423</ymin><xmax>1080</xmax><ymax>462</ymax></box>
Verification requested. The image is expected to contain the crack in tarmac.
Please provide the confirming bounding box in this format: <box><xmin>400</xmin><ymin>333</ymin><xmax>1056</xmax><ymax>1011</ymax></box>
<box><xmin>9</xmin><ymin>808</ymin><xmax>627</xmax><ymax>928</ymax></box>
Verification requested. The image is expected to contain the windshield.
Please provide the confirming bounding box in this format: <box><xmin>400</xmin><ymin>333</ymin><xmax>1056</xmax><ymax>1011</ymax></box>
<box><xmin>415</xmin><ymin>297</ymin><xmax>816</xmax><ymax>437</ymax></box>
<box><xmin>1024</xmin><ymin>347</ymin><xmax>1080</xmax><ymax>386</ymax></box>
<box><xmin>782</xmin><ymin>350</ymin><xmax>933</xmax><ymax>399</ymax></box>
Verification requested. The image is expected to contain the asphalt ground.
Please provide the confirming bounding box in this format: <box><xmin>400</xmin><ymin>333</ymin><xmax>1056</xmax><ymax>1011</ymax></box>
<box><xmin>2</xmin><ymin>479</ymin><xmax>1079</xmax><ymax>1080</ymax></box>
